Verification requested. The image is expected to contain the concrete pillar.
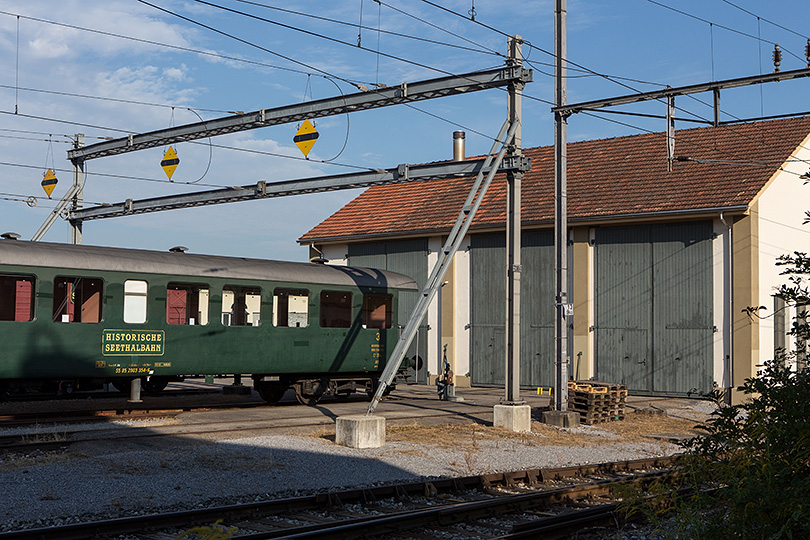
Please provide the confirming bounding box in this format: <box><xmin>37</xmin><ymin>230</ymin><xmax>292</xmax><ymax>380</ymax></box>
<box><xmin>336</xmin><ymin>415</ymin><xmax>385</xmax><ymax>448</ymax></box>
<box><xmin>732</xmin><ymin>210</ymin><xmax>760</xmax><ymax>404</ymax></box>
<box><xmin>493</xmin><ymin>403</ymin><xmax>532</xmax><ymax>432</ymax></box>
<box><xmin>571</xmin><ymin>226</ymin><xmax>593</xmax><ymax>380</ymax></box>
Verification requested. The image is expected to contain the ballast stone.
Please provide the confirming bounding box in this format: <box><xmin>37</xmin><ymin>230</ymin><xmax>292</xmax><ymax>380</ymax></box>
<box><xmin>336</xmin><ymin>415</ymin><xmax>385</xmax><ymax>448</ymax></box>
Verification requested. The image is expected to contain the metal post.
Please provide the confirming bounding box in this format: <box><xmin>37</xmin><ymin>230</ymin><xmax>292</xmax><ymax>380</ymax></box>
<box><xmin>505</xmin><ymin>35</ymin><xmax>524</xmax><ymax>405</ymax></box>
<box><xmin>366</xmin><ymin>119</ymin><xmax>522</xmax><ymax>415</ymax></box>
<box><xmin>70</xmin><ymin>134</ymin><xmax>84</xmax><ymax>245</ymax></box>
<box><xmin>128</xmin><ymin>377</ymin><xmax>143</xmax><ymax>403</ymax></box>
<box><xmin>437</xmin><ymin>279</ymin><xmax>444</xmax><ymax>388</ymax></box>
<box><xmin>713</xmin><ymin>88</ymin><xmax>721</xmax><ymax>127</ymax></box>
<box><xmin>553</xmin><ymin>0</ymin><xmax>570</xmax><ymax>413</ymax></box>
<box><xmin>666</xmin><ymin>95</ymin><xmax>675</xmax><ymax>172</ymax></box>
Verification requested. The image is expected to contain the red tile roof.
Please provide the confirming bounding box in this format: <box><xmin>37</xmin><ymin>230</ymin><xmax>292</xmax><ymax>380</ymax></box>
<box><xmin>300</xmin><ymin>116</ymin><xmax>810</xmax><ymax>243</ymax></box>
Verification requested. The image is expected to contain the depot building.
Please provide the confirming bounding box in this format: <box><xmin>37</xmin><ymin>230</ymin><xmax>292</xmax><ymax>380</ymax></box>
<box><xmin>299</xmin><ymin>116</ymin><xmax>810</xmax><ymax>399</ymax></box>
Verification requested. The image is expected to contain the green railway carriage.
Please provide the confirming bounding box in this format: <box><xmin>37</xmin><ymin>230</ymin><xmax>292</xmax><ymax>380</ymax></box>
<box><xmin>0</xmin><ymin>238</ymin><xmax>417</xmax><ymax>402</ymax></box>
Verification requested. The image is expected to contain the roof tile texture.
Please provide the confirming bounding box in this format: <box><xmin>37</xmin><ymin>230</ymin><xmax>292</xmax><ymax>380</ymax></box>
<box><xmin>301</xmin><ymin>116</ymin><xmax>810</xmax><ymax>242</ymax></box>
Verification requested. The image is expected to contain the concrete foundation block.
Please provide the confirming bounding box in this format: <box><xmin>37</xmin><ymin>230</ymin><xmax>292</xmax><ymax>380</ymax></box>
<box><xmin>336</xmin><ymin>415</ymin><xmax>386</xmax><ymax>448</ymax></box>
<box><xmin>493</xmin><ymin>404</ymin><xmax>532</xmax><ymax>432</ymax></box>
<box><xmin>541</xmin><ymin>410</ymin><xmax>581</xmax><ymax>428</ymax></box>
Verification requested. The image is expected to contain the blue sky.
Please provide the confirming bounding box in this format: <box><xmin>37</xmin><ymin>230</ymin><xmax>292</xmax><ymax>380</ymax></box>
<box><xmin>1</xmin><ymin>0</ymin><xmax>808</xmax><ymax>260</ymax></box>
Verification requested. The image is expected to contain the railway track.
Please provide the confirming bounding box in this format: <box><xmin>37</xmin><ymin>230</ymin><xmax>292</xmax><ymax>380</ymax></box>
<box><xmin>1</xmin><ymin>387</ymin><xmax>220</xmax><ymax>403</ymax></box>
<box><xmin>0</xmin><ymin>457</ymin><xmax>678</xmax><ymax>540</ymax></box>
<box><xmin>0</xmin><ymin>406</ymin><xmax>480</xmax><ymax>453</ymax></box>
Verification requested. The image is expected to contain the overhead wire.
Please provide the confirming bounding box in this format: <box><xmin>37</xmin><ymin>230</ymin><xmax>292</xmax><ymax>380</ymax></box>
<box><xmin>412</xmin><ymin>0</ymin><xmax>808</xmax><ymax>130</ymax></box>
<box><xmin>581</xmin><ymin>109</ymin><xmax>810</xmax><ymax>177</ymax></box>
<box><xmin>375</xmin><ymin>0</ymin><xmax>503</xmax><ymax>58</ymax></box>
<box><xmin>145</xmin><ymin>0</ymin><xmax>810</xmax><ymax>177</ymax></box>
<box><xmin>0</xmin><ymin>134</ymin><xmax>73</xmax><ymax>143</ymax></box>
<box><xmin>0</xmin><ymin>9</ymin><xmax>314</xmax><ymax>77</ymax></box>
<box><xmin>0</xmin><ymin>83</ymin><xmax>235</xmax><ymax>115</ymax></box>
<box><xmin>0</xmin><ymin>159</ymin><xmax>225</xmax><ymax>189</ymax></box>
<box><xmin>644</xmin><ymin>0</ymin><xmax>807</xmax><ymax>63</ymax></box>
<box><xmin>230</xmin><ymin>0</ymin><xmax>501</xmax><ymax>57</ymax></box>
<box><xmin>180</xmin><ymin>0</ymin><xmax>491</xmax><ymax>87</ymax></box>
<box><xmin>4</xmin><ymin>3</ymin><xmax>808</xmax><ymax>187</ymax></box>
<box><xmin>137</xmin><ymin>0</ymin><xmax>557</xmax><ymax>149</ymax></box>
<box><xmin>0</xmin><ymin>109</ymin><xmax>383</xmax><ymax>174</ymax></box>
<box><xmin>719</xmin><ymin>0</ymin><xmax>809</xmax><ymax>40</ymax></box>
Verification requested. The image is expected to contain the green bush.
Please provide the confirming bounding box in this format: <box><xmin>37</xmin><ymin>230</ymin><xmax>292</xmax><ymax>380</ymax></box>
<box><xmin>672</xmin><ymin>359</ymin><xmax>810</xmax><ymax>539</ymax></box>
<box><xmin>657</xmin><ymin>241</ymin><xmax>810</xmax><ymax>539</ymax></box>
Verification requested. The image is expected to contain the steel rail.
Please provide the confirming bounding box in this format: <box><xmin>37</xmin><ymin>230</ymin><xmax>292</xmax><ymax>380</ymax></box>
<box><xmin>0</xmin><ymin>457</ymin><xmax>675</xmax><ymax>540</ymax></box>
<box><xmin>266</xmin><ymin>469</ymin><xmax>675</xmax><ymax>539</ymax></box>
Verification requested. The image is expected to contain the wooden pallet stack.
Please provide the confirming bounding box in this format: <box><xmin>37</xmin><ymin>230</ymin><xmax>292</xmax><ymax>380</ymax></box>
<box><xmin>554</xmin><ymin>381</ymin><xmax>628</xmax><ymax>425</ymax></box>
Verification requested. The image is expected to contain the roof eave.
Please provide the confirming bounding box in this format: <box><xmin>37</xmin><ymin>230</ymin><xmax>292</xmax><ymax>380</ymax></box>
<box><xmin>300</xmin><ymin>205</ymin><xmax>751</xmax><ymax>244</ymax></box>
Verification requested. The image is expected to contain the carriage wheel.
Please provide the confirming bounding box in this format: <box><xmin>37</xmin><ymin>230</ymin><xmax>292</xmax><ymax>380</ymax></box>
<box><xmin>293</xmin><ymin>382</ymin><xmax>322</xmax><ymax>406</ymax></box>
<box><xmin>256</xmin><ymin>381</ymin><xmax>288</xmax><ymax>403</ymax></box>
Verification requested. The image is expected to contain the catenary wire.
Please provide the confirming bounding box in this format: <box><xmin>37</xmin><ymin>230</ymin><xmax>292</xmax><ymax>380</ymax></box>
<box><xmin>644</xmin><ymin>0</ymin><xmax>806</xmax><ymax>63</ymax></box>
<box><xmin>182</xmin><ymin>0</ymin><xmax>491</xmax><ymax>86</ymax></box>
<box><xmin>230</xmin><ymin>0</ymin><xmax>502</xmax><ymax>57</ymax></box>
<box><xmin>0</xmin><ymin>9</ymin><xmax>313</xmax><ymax>77</ymax></box>
<box><xmin>0</xmin><ymin>109</ymin><xmax>384</xmax><ymax>174</ymax></box>
<box><xmin>719</xmin><ymin>0</ymin><xmax>808</xmax><ymax>40</ymax></box>
<box><xmin>375</xmin><ymin>0</ymin><xmax>503</xmax><ymax>58</ymax></box>
<box><xmin>0</xmin><ymin>83</ymin><xmax>235</xmax><ymax>115</ymax></box>
<box><xmin>5</xmin><ymin>4</ymin><xmax>807</xmax><ymax>182</ymax></box>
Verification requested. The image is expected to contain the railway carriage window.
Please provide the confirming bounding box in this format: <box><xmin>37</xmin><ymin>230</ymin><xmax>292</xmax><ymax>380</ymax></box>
<box><xmin>123</xmin><ymin>280</ymin><xmax>148</xmax><ymax>324</ymax></box>
<box><xmin>222</xmin><ymin>286</ymin><xmax>261</xmax><ymax>326</ymax></box>
<box><xmin>166</xmin><ymin>283</ymin><xmax>209</xmax><ymax>325</ymax></box>
<box><xmin>0</xmin><ymin>274</ymin><xmax>35</xmax><ymax>322</ymax></box>
<box><xmin>320</xmin><ymin>291</ymin><xmax>352</xmax><ymax>328</ymax></box>
<box><xmin>52</xmin><ymin>276</ymin><xmax>103</xmax><ymax>323</ymax></box>
<box><xmin>273</xmin><ymin>288</ymin><xmax>309</xmax><ymax>328</ymax></box>
<box><xmin>362</xmin><ymin>293</ymin><xmax>393</xmax><ymax>329</ymax></box>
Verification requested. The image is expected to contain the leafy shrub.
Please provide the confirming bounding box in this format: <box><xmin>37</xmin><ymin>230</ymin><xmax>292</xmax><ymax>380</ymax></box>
<box><xmin>657</xmin><ymin>240</ymin><xmax>810</xmax><ymax>538</ymax></box>
<box><xmin>672</xmin><ymin>359</ymin><xmax>810</xmax><ymax>539</ymax></box>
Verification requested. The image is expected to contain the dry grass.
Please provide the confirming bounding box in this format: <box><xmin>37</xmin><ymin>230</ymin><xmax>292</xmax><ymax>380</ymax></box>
<box><xmin>306</xmin><ymin>411</ymin><xmax>706</xmax><ymax>449</ymax></box>
<box><xmin>596</xmin><ymin>411</ymin><xmax>706</xmax><ymax>442</ymax></box>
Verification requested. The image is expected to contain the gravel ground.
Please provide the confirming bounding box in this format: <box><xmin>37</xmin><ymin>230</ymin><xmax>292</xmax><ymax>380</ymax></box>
<box><xmin>1</xmin><ymin>393</ymin><xmax>714</xmax><ymax>535</ymax></box>
<box><xmin>0</xmin><ymin>429</ymin><xmax>678</xmax><ymax>532</ymax></box>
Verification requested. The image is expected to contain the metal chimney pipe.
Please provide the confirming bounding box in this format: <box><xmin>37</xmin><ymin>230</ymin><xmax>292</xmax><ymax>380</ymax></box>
<box><xmin>453</xmin><ymin>131</ymin><xmax>465</xmax><ymax>161</ymax></box>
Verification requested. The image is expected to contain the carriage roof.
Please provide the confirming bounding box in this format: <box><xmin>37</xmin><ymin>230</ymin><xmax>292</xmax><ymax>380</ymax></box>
<box><xmin>0</xmin><ymin>239</ymin><xmax>418</xmax><ymax>291</ymax></box>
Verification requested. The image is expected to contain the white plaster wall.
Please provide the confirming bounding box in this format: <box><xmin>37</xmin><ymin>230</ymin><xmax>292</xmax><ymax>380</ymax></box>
<box><xmin>756</xmin><ymin>136</ymin><xmax>810</xmax><ymax>365</ymax></box>
<box><xmin>586</xmin><ymin>228</ymin><xmax>596</xmax><ymax>380</ymax></box>
<box><xmin>712</xmin><ymin>218</ymin><xmax>732</xmax><ymax>389</ymax></box>
<box><xmin>427</xmin><ymin>236</ymin><xmax>442</xmax><ymax>378</ymax></box>
<box><xmin>320</xmin><ymin>244</ymin><xmax>348</xmax><ymax>265</ymax></box>
<box><xmin>454</xmin><ymin>236</ymin><xmax>472</xmax><ymax>380</ymax></box>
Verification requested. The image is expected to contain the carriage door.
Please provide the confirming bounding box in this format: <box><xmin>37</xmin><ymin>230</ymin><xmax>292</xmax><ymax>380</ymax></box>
<box><xmin>348</xmin><ymin>239</ymin><xmax>428</xmax><ymax>383</ymax></box>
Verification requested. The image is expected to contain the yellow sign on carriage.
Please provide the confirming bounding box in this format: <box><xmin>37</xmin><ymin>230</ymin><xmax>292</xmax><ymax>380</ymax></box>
<box><xmin>102</xmin><ymin>330</ymin><xmax>165</xmax><ymax>356</ymax></box>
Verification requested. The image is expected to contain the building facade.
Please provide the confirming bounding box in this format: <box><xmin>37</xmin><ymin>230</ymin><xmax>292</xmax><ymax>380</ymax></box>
<box><xmin>300</xmin><ymin>117</ymin><xmax>810</xmax><ymax>399</ymax></box>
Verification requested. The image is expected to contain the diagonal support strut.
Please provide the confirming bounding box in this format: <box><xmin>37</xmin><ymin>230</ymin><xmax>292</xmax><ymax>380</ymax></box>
<box><xmin>367</xmin><ymin>118</ymin><xmax>524</xmax><ymax>415</ymax></box>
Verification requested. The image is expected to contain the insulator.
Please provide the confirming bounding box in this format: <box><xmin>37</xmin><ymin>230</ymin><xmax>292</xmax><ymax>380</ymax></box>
<box><xmin>805</xmin><ymin>38</ymin><xmax>810</xmax><ymax>68</ymax></box>
<box><xmin>773</xmin><ymin>44</ymin><xmax>782</xmax><ymax>73</ymax></box>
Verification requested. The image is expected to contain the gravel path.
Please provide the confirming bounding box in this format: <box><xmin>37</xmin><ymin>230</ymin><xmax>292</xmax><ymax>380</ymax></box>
<box><xmin>0</xmin><ymin>430</ymin><xmax>678</xmax><ymax>531</ymax></box>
